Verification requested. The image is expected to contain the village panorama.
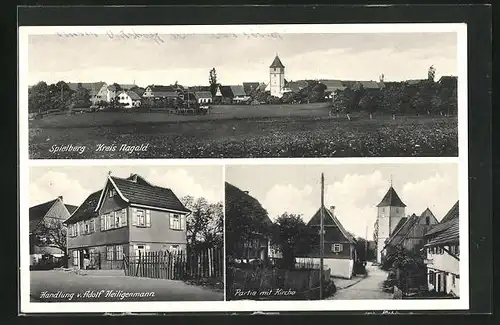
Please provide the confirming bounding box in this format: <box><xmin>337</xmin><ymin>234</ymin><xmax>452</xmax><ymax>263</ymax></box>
<box><xmin>28</xmin><ymin>53</ymin><xmax>458</xmax><ymax>159</ymax></box>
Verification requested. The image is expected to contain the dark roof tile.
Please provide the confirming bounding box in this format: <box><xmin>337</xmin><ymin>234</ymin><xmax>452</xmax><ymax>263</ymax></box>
<box><xmin>110</xmin><ymin>176</ymin><xmax>190</xmax><ymax>213</ymax></box>
<box><xmin>270</xmin><ymin>55</ymin><xmax>285</xmax><ymax>69</ymax></box>
<box><xmin>64</xmin><ymin>190</ymin><xmax>102</xmax><ymax>224</ymax></box>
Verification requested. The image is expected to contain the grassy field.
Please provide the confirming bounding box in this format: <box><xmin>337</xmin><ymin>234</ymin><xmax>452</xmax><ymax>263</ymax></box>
<box><xmin>28</xmin><ymin>104</ymin><xmax>458</xmax><ymax>159</ymax></box>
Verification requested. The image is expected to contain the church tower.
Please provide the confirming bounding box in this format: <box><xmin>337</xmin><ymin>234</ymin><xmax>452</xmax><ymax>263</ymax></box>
<box><xmin>375</xmin><ymin>184</ymin><xmax>406</xmax><ymax>263</ymax></box>
<box><xmin>269</xmin><ymin>54</ymin><xmax>285</xmax><ymax>98</ymax></box>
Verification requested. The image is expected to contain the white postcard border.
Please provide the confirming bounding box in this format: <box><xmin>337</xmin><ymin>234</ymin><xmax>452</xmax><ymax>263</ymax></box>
<box><xmin>19</xmin><ymin>22</ymin><xmax>469</xmax><ymax>313</ymax></box>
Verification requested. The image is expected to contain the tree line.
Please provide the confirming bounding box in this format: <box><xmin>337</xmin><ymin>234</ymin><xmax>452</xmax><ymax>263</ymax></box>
<box><xmin>28</xmin><ymin>81</ymin><xmax>92</xmax><ymax>114</ymax></box>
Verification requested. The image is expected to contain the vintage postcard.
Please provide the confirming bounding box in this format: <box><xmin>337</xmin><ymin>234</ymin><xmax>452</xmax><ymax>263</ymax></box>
<box><xmin>19</xmin><ymin>22</ymin><xmax>469</xmax><ymax>314</ymax></box>
<box><xmin>22</xmin><ymin>164</ymin><xmax>224</xmax><ymax>305</ymax></box>
<box><xmin>19</xmin><ymin>24</ymin><xmax>464</xmax><ymax>159</ymax></box>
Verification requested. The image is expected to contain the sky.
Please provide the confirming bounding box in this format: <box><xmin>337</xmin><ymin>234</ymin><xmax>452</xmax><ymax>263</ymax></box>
<box><xmin>27</xmin><ymin>32</ymin><xmax>457</xmax><ymax>86</ymax></box>
<box><xmin>29</xmin><ymin>165</ymin><xmax>223</xmax><ymax>207</ymax></box>
<box><xmin>225</xmin><ymin>163</ymin><xmax>458</xmax><ymax>240</ymax></box>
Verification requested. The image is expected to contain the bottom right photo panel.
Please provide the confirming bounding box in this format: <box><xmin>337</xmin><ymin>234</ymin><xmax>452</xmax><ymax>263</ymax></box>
<box><xmin>225</xmin><ymin>162</ymin><xmax>460</xmax><ymax>301</ymax></box>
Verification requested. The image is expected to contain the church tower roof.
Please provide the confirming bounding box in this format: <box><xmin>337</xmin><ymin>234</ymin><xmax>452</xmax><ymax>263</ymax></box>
<box><xmin>270</xmin><ymin>55</ymin><xmax>285</xmax><ymax>69</ymax></box>
<box><xmin>377</xmin><ymin>186</ymin><xmax>406</xmax><ymax>207</ymax></box>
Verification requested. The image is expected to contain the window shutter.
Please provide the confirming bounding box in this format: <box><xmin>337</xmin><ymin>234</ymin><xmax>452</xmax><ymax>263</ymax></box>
<box><xmin>145</xmin><ymin>210</ymin><xmax>151</xmax><ymax>227</ymax></box>
<box><xmin>180</xmin><ymin>215</ymin><xmax>186</xmax><ymax>230</ymax></box>
<box><xmin>132</xmin><ymin>208</ymin><xmax>137</xmax><ymax>225</ymax></box>
<box><xmin>100</xmin><ymin>216</ymin><xmax>105</xmax><ymax>231</ymax></box>
<box><xmin>120</xmin><ymin>209</ymin><xmax>127</xmax><ymax>227</ymax></box>
<box><xmin>169</xmin><ymin>213</ymin><xmax>173</xmax><ymax>228</ymax></box>
<box><xmin>339</xmin><ymin>244</ymin><xmax>343</xmax><ymax>252</ymax></box>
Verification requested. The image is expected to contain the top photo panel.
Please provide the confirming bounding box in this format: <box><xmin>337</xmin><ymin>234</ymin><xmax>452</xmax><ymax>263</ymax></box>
<box><xmin>20</xmin><ymin>24</ymin><xmax>465</xmax><ymax>159</ymax></box>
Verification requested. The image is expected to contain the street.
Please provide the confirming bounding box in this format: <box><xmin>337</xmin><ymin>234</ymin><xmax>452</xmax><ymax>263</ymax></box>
<box><xmin>30</xmin><ymin>270</ymin><xmax>223</xmax><ymax>302</ymax></box>
<box><xmin>328</xmin><ymin>262</ymin><xmax>393</xmax><ymax>300</ymax></box>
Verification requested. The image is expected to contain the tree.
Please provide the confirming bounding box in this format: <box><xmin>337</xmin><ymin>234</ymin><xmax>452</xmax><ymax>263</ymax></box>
<box><xmin>71</xmin><ymin>84</ymin><xmax>91</xmax><ymax>108</ymax></box>
<box><xmin>181</xmin><ymin>195</ymin><xmax>224</xmax><ymax>251</ymax></box>
<box><xmin>271</xmin><ymin>213</ymin><xmax>318</xmax><ymax>269</ymax></box>
<box><xmin>28</xmin><ymin>81</ymin><xmax>50</xmax><ymax>114</ymax></box>
<box><xmin>209</xmin><ymin>68</ymin><xmax>218</xmax><ymax>98</ymax></box>
<box><xmin>331</xmin><ymin>89</ymin><xmax>349</xmax><ymax>118</ymax></box>
<box><xmin>34</xmin><ymin>218</ymin><xmax>68</xmax><ymax>265</ymax></box>
<box><xmin>381</xmin><ymin>85</ymin><xmax>404</xmax><ymax>119</ymax></box>
<box><xmin>358</xmin><ymin>93</ymin><xmax>378</xmax><ymax>119</ymax></box>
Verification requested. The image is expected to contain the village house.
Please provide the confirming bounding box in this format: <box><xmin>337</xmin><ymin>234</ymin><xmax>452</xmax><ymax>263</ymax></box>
<box><xmin>229</xmin><ymin>85</ymin><xmax>250</xmax><ymax>103</ymax></box>
<box><xmin>296</xmin><ymin>205</ymin><xmax>358</xmax><ymax>279</ymax></box>
<box><xmin>438</xmin><ymin>76</ymin><xmax>458</xmax><ymax>89</ymax></box>
<box><xmin>195</xmin><ymin>91</ymin><xmax>213</xmax><ymax>104</ymax></box>
<box><xmin>67</xmin><ymin>82</ymin><xmax>108</xmax><ymax>105</ymax></box>
<box><xmin>318</xmin><ymin>79</ymin><xmax>346</xmax><ymax>99</ymax></box>
<box><xmin>29</xmin><ymin>196</ymin><xmax>77</xmax><ymax>266</ymax></box>
<box><xmin>142</xmin><ymin>85</ymin><xmax>180</xmax><ymax>100</ymax></box>
<box><xmin>64</xmin><ymin>174</ymin><xmax>191</xmax><ymax>270</ymax></box>
<box><xmin>382</xmin><ymin>208</ymin><xmax>439</xmax><ymax>257</ymax></box>
<box><xmin>242</xmin><ymin>82</ymin><xmax>261</xmax><ymax>96</ymax></box>
<box><xmin>424</xmin><ymin>201</ymin><xmax>460</xmax><ymax>297</ymax></box>
<box><xmin>117</xmin><ymin>90</ymin><xmax>142</xmax><ymax>108</ymax></box>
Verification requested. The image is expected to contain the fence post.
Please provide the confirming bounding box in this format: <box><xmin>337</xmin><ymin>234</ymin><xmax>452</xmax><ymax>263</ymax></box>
<box><xmin>135</xmin><ymin>250</ymin><xmax>141</xmax><ymax>277</ymax></box>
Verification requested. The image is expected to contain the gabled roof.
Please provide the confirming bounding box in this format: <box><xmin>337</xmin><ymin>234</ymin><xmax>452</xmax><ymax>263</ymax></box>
<box><xmin>377</xmin><ymin>186</ymin><xmax>406</xmax><ymax>207</ymax></box>
<box><xmin>270</xmin><ymin>55</ymin><xmax>285</xmax><ymax>69</ymax></box>
<box><xmin>126</xmin><ymin>91</ymin><xmax>141</xmax><ymax>100</ymax></box>
<box><xmin>218</xmin><ymin>86</ymin><xmax>234</xmax><ymax>98</ymax></box>
<box><xmin>287</xmin><ymin>80</ymin><xmax>309</xmax><ymax>92</ymax></box>
<box><xmin>65</xmin><ymin>204</ymin><xmax>78</xmax><ymax>214</ymax></box>
<box><xmin>225</xmin><ymin>182</ymin><xmax>273</xmax><ymax>227</ymax></box>
<box><xmin>98</xmin><ymin>175</ymin><xmax>191</xmax><ymax>213</ymax></box>
<box><xmin>67</xmin><ymin>82</ymin><xmax>106</xmax><ymax>92</ymax></box>
<box><xmin>440</xmin><ymin>201</ymin><xmax>459</xmax><ymax>223</ymax></box>
<box><xmin>64</xmin><ymin>190</ymin><xmax>102</xmax><ymax>224</ymax></box>
<box><xmin>438</xmin><ymin>76</ymin><xmax>458</xmax><ymax>85</ymax></box>
<box><xmin>390</xmin><ymin>217</ymin><xmax>409</xmax><ymax>238</ymax></box>
<box><xmin>425</xmin><ymin>201</ymin><xmax>459</xmax><ymax>237</ymax></box>
<box><xmin>243</xmin><ymin>82</ymin><xmax>260</xmax><ymax>95</ymax></box>
<box><xmin>425</xmin><ymin>218</ymin><xmax>459</xmax><ymax>247</ymax></box>
<box><xmin>384</xmin><ymin>214</ymin><xmax>418</xmax><ymax>248</ymax></box>
<box><xmin>148</xmin><ymin>85</ymin><xmax>176</xmax><ymax>92</ymax></box>
<box><xmin>195</xmin><ymin>91</ymin><xmax>212</xmax><ymax>98</ymax></box>
<box><xmin>229</xmin><ymin>85</ymin><xmax>247</xmax><ymax>97</ymax></box>
<box><xmin>29</xmin><ymin>199</ymin><xmax>58</xmax><ymax>232</ymax></box>
<box><xmin>318</xmin><ymin>79</ymin><xmax>345</xmax><ymax>91</ymax></box>
<box><xmin>307</xmin><ymin>206</ymin><xmax>356</xmax><ymax>244</ymax></box>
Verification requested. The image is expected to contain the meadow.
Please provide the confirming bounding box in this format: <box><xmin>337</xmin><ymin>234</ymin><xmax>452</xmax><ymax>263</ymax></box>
<box><xmin>28</xmin><ymin>104</ymin><xmax>458</xmax><ymax>159</ymax></box>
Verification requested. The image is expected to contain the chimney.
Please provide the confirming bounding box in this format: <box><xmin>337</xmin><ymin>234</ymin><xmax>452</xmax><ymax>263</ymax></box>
<box><xmin>330</xmin><ymin>206</ymin><xmax>335</xmax><ymax>215</ymax></box>
<box><xmin>58</xmin><ymin>196</ymin><xmax>63</xmax><ymax>201</ymax></box>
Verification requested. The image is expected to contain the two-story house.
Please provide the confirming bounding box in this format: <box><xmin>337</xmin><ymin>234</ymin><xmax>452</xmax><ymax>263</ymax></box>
<box><xmin>424</xmin><ymin>201</ymin><xmax>460</xmax><ymax>297</ymax></box>
<box><xmin>64</xmin><ymin>173</ymin><xmax>191</xmax><ymax>270</ymax></box>
<box><xmin>117</xmin><ymin>90</ymin><xmax>142</xmax><ymax>108</ymax></box>
<box><xmin>296</xmin><ymin>205</ymin><xmax>358</xmax><ymax>279</ymax></box>
<box><xmin>29</xmin><ymin>196</ymin><xmax>77</xmax><ymax>265</ymax></box>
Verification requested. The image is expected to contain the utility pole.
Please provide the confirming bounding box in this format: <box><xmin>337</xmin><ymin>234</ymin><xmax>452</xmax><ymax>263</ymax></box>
<box><xmin>319</xmin><ymin>173</ymin><xmax>325</xmax><ymax>299</ymax></box>
<box><xmin>365</xmin><ymin>223</ymin><xmax>368</xmax><ymax>262</ymax></box>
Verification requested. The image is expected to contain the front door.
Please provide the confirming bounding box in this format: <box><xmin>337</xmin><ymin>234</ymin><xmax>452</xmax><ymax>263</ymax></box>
<box><xmin>436</xmin><ymin>273</ymin><xmax>442</xmax><ymax>292</ymax></box>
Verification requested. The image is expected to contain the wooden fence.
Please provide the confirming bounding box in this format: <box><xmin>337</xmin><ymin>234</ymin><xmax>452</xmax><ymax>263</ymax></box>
<box><xmin>123</xmin><ymin>247</ymin><xmax>223</xmax><ymax>280</ymax></box>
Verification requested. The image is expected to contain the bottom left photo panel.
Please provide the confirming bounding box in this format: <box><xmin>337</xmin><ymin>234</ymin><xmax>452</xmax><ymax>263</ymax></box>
<box><xmin>25</xmin><ymin>164</ymin><xmax>224</xmax><ymax>302</ymax></box>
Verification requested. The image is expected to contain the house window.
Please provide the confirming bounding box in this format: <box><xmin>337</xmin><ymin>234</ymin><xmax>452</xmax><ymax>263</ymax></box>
<box><xmin>425</xmin><ymin>216</ymin><xmax>430</xmax><ymax>225</ymax></box>
<box><xmin>106</xmin><ymin>246</ymin><xmax>114</xmax><ymax>260</ymax></box>
<box><xmin>428</xmin><ymin>271</ymin><xmax>435</xmax><ymax>285</ymax></box>
<box><xmin>331</xmin><ymin>244</ymin><xmax>342</xmax><ymax>253</ymax></box>
<box><xmin>109</xmin><ymin>188</ymin><xmax>117</xmax><ymax>198</ymax></box>
<box><xmin>115</xmin><ymin>245</ymin><xmax>124</xmax><ymax>261</ymax></box>
<box><xmin>89</xmin><ymin>219</ymin><xmax>95</xmax><ymax>233</ymax></box>
<box><xmin>84</xmin><ymin>221</ymin><xmax>90</xmax><ymax>235</ymax></box>
<box><xmin>170</xmin><ymin>245</ymin><xmax>180</xmax><ymax>253</ymax></box>
<box><xmin>136</xmin><ymin>209</ymin><xmax>145</xmax><ymax>226</ymax></box>
<box><xmin>452</xmin><ymin>274</ymin><xmax>456</xmax><ymax>286</ymax></box>
<box><xmin>170</xmin><ymin>214</ymin><xmax>185</xmax><ymax>231</ymax></box>
<box><xmin>396</xmin><ymin>208</ymin><xmax>400</xmax><ymax>213</ymax></box>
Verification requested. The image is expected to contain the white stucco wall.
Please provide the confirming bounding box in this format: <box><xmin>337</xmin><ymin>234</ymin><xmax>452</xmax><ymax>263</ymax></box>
<box><xmin>296</xmin><ymin>257</ymin><xmax>353</xmax><ymax>279</ymax></box>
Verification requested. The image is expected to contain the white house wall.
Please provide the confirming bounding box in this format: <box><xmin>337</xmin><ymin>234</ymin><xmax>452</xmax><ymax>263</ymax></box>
<box><xmin>427</xmin><ymin>248</ymin><xmax>459</xmax><ymax>275</ymax></box>
<box><xmin>296</xmin><ymin>257</ymin><xmax>353</xmax><ymax>279</ymax></box>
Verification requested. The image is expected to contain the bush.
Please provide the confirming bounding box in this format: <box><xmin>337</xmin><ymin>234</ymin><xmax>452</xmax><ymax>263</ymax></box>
<box><xmin>353</xmin><ymin>261</ymin><xmax>367</xmax><ymax>275</ymax></box>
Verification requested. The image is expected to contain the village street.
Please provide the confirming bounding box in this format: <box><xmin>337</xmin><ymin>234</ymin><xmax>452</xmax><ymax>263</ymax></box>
<box><xmin>328</xmin><ymin>262</ymin><xmax>393</xmax><ymax>300</ymax></box>
<box><xmin>30</xmin><ymin>270</ymin><xmax>223</xmax><ymax>302</ymax></box>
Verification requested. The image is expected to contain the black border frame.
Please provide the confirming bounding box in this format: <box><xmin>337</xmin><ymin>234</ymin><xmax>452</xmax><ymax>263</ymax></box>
<box><xmin>16</xmin><ymin>4</ymin><xmax>492</xmax><ymax>316</ymax></box>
